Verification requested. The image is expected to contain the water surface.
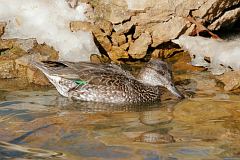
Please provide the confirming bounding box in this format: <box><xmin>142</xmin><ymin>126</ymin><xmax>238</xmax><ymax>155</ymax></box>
<box><xmin>0</xmin><ymin>71</ymin><xmax>240</xmax><ymax>160</ymax></box>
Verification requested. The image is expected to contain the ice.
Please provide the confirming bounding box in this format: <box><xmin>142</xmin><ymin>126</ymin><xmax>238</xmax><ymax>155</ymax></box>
<box><xmin>0</xmin><ymin>0</ymin><xmax>99</xmax><ymax>62</ymax></box>
<box><xmin>172</xmin><ymin>35</ymin><xmax>240</xmax><ymax>75</ymax></box>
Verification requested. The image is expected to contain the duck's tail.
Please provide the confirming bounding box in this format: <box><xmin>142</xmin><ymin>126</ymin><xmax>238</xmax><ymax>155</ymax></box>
<box><xmin>30</xmin><ymin>60</ymin><xmax>52</xmax><ymax>78</ymax></box>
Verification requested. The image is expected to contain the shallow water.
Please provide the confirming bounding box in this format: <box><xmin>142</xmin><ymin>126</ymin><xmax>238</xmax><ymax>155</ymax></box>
<box><xmin>0</xmin><ymin>71</ymin><xmax>240</xmax><ymax>160</ymax></box>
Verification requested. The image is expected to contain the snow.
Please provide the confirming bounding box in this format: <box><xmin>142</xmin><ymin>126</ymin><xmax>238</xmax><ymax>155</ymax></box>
<box><xmin>0</xmin><ymin>0</ymin><xmax>99</xmax><ymax>62</ymax></box>
<box><xmin>172</xmin><ymin>35</ymin><xmax>240</xmax><ymax>75</ymax></box>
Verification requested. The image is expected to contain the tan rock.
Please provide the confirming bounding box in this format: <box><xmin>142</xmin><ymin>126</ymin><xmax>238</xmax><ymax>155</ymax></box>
<box><xmin>113</xmin><ymin>21</ymin><xmax>134</xmax><ymax>34</ymax></box>
<box><xmin>150</xmin><ymin>17</ymin><xmax>188</xmax><ymax>47</ymax></box>
<box><xmin>128</xmin><ymin>32</ymin><xmax>151</xmax><ymax>59</ymax></box>
<box><xmin>95</xmin><ymin>19</ymin><xmax>113</xmax><ymax>36</ymax></box>
<box><xmin>111</xmin><ymin>32</ymin><xmax>126</xmax><ymax>46</ymax></box>
<box><xmin>70</xmin><ymin>21</ymin><xmax>93</xmax><ymax>32</ymax></box>
<box><xmin>90</xmin><ymin>54</ymin><xmax>110</xmax><ymax>63</ymax></box>
<box><xmin>27</xmin><ymin>68</ymin><xmax>50</xmax><ymax>86</ymax></box>
<box><xmin>216</xmin><ymin>71</ymin><xmax>240</xmax><ymax>91</ymax></box>
<box><xmin>93</xmin><ymin>1</ymin><xmax>133</xmax><ymax>24</ymax></box>
<box><xmin>120</xmin><ymin>43</ymin><xmax>129</xmax><ymax>50</ymax></box>
<box><xmin>0</xmin><ymin>60</ymin><xmax>16</xmax><ymax>78</ymax></box>
<box><xmin>133</xmin><ymin>25</ymin><xmax>145</xmax><ymax>39</ymax></box>
<box><xmin>127</xmin><ymin>35</ymin><xmax>133</xmax><ymax>46</ymax></box>
<box><xmin>95</xmin><ymin>35</ymin><xmax>112</xmax><ymax>52</ymax></box>
<box><xmin>208</xmin><ymin>7</ymin><xmax>240</xmax><ymax>30</ymax></box>
<box><xmin>192</xmin><ymin>0</ymin><xmax>240</xmax><ymax>22</ymax></box>
<box><xmin>108</xmin><ymin>46</ymin><xmax>129</xmax><ymax>61</ymax></box>
<box><xmin>0</xmin><ymin>39</ymin><xmax>58</xmax><ymax>86</ymax></box>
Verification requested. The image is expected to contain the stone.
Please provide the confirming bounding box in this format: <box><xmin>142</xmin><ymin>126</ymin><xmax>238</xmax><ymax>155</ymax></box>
<box><xmin>111</xmin><ymin>32</ymin><xmax>127</xmax><ymax>46</ymax></box>
<box><xmin>27</xmin><ymin>67</ymin><xmax>50</xmax><ymax>85</ymax></box>
<box><xmin>90</xmin><ymin>54</ymin><xmax>110</xmax><ymax>63</ymax></box>
<box><xmin>0</xmin><ymin>38</ymin><xmax>58</xmax><ymax>86</ymax></box>
<box><xmin>95</xmin><ymin>19</ymin><xmax>113</xmax><ymax>36</ymax></box>
<box><xmin>92</xmin><ymin>1</ymin><xmax>133</xmax><ymax>24</ymax></box>
<box><xmin>192</xmin><ymin>0</ymin><xmax>240</xmax><ymax>22</ymax></box>
<box><xmin>113</xmin><ymin>21</ymin><xmax>134</xmax><ymax>34</ymax></box>
<box><xmin>216</xmin><ymin>71</ymin><xmax>240</xmax><ymax>91</ymax></box>
<box><xmin>0</xmin><ymin>60</ymin><xmax>16</xmax><ymax>78</ymax></box>
<box><xmin>95</xmin><ymin>35</ymin><xmax>112</xmax><ymax>52</ymax></box>
<box><xmin>128</xmin><ymin>32</ymin><xmax>151</xmax><ymax>59</ymax></box>
<box><xmin>70</xmin><ymin>21</ymin><xmax>94</xmax><ymax>32</ymax></box>
<box><xmin>150</xmin><ymin>17</ymin><xmax>189</xmax><ymax>47</ymax></box>
<box><xmin>108</xmin><ymin>46</ymin><xmax>129</xmax><ymax>61</ymax></box>
<box><xmin>119</xmin><ymin>43</ymin><xmax>129</xmax><ymax>50</ymax></box>
<box><xmin>208</xmin><ymin>7</ymin><xmax>240</xmax><ymax>30</ymax></box>
<box><xmin>15</xmin><ymin>38</ymin><xmax>37</xmax><ymax>52</ymax></box>
<box><xmin>133</xmin><ymin>25</ymin><xmax>145</xmax><ymax>39</ymax></box>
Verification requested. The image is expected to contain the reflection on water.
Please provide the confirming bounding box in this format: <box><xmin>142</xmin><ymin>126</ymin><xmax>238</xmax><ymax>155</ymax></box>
<box><xmin>0</xmin><ymin>72</ymin><xmax>240</xmax><ymax>160</ymax></box>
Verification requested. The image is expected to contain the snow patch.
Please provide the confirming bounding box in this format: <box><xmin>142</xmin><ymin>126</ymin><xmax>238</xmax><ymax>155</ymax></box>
<box><xmin>173</xmin><ymin>35</ymin><xmax>240</xmax><ymax>75</ymax></box>
<box><xmin>0</xmin><ymin>0</ymin><xmax>99</xmax><ymax>62</ymax></box>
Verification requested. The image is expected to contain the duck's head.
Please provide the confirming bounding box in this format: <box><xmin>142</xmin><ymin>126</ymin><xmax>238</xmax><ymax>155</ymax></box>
<box><xmin>138</xmin><ymin>59</ymin><xmax>184</xmax><ymax>99</ymax></box>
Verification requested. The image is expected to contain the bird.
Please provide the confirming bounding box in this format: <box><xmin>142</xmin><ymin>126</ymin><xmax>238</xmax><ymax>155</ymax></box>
<box><xmin>31</xmin><ymin>59</ymin><xmax>184</xmax><ymax>104</ymax></box>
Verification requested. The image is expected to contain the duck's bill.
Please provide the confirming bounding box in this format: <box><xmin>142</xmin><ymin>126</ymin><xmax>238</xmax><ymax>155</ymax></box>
<box><xmin>167</xmin><ymin>85</ymin><xmax>185</xmax><ymax>99</ymax></box>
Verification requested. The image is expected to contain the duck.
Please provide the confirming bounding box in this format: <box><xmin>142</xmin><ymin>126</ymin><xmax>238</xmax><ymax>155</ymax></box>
<box><xmin>31</xmin><ymin>59</ymin><xmax>184</xmax><ymax>104</ymax></box>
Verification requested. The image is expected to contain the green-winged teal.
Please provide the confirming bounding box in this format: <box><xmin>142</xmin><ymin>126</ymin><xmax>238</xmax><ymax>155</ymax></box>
<box><xmin>32</xmin><ymin>59</ymin><xmax>184</xmax><ymax>104</ymax></box>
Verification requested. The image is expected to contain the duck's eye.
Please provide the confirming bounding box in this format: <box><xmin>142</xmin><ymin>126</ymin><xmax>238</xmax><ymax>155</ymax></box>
<box><xmin>158</xmin><ymin>70</ymin><xmax>165</xmax><ymax>75</ymax></box>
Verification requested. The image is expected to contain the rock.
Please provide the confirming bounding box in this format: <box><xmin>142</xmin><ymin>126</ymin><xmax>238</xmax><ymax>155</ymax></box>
<box><xmin>113</xmin><ymin>21</ymin><xmax>134</xmax><ymax>34</ymax></box>
<box><xmin>0</xmin><ymin>39</ymin><xmax>58</xmax><ymax>85</ymax></box>
<box><xmin>192</xmin><ymin>0</ymin><xmax>240</xmax><ymax>23</ymax></box>
<box><xmin>108</xmin><ymin>46</ymin><xmax>129</xmax><ymax>61</ymax></box>
<box><xmin>15</xmin><ymin>38</ymin><xmax>37</xmax><ymax>52</ymax></box>
<box><xmin>172</xmin><ymin>52</ymin><xmax>206</xmax><ymax>72</ymax></box>
<box><xmin>94</xmin><ymin>19</ymin><xmax>113</xmax><ymax>36</ymax></box>
<box><xmin>128</xmin><ymin>32</ymin><xmax>151</xmax><ymax>59</ymax></box>
<box><xmin>150</xmin><ymin>17</ymin><xmax>189</xmax><ymax>47</ymax></box>
<box><xmin>0</xmin><ymin>60</ymin><xmax>16</xmax><ymax>78</ymax></box>
<box><xmin>111</xmin><ymin>32</ymin><xmax>127</xmax><ymax>46</ymax></box>
<box><xmin>27</xmin><ymin>67</ymin><xmax>50</xmax><ymax>85</ymax></box>
<box><xmin>92</xmin><ymin>1</ymin><xmax>133</xmax><ymax>24</ymax></box>
<box><xmin>0</xmin><ymin>22</ymin><xmax>6</xmax><ymax>37</ymax></box>
<box><xmin>133</xmin><ymin>25</ymin><xmax>145</xmax><ymax>39</ymax></box>
<box><xmin>119</xmin><ymin>42</ymin><xmax>129</xmax><ymax>50</ymax></box>
<box><xmin>94</xmin><ymin>34</ymin><xmax>112</xmax><ymax>52</ymax></box>
<box><xmin>90</xmin><ymin>54</ymin><xmax>110</xmax><ymax>63</ymax></box>
<box><xmin>208</xmin><ymin>7</ymin><xmax>240</xmax><ymax>30</ymax></box>
<box><xmin>70</xmin><ymin>21</ymin><xmax>94</xmax><ymax>32</ymax></box>
<box><xmin>216</xmin><ymin>71</ymin><xmax>240</xmax><ymax>91</ymax></box>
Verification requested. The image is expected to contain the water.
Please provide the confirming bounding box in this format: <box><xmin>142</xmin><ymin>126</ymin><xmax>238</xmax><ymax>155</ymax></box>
<box><xmin>0</xmin><ymin>71</ymin><xmax>240</xmax><ymax>160</ymax></box>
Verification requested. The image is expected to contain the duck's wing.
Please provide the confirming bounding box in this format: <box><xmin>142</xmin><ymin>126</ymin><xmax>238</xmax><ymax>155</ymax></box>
<box><xmin>60</xmin><ymin>61</ymin><xmax>135</xmax><ymax>79</ymax></box>
<box><xmin>32</xmin><ymin>61</ymin><xmax>135</xmax><ymax>87</ymax></box>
